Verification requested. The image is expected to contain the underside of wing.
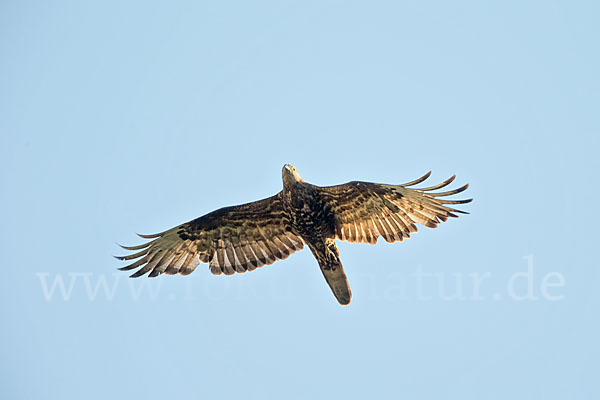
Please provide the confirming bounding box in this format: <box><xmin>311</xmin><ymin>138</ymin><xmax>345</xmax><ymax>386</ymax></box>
<box><xmin>115</xmin><ymin>194</ymin><xmax>304</xmax><ymax>278</ymax></box>
<box><xmin>319</xmin><ymin>172</ymin><xmax>472</xmax><ymax>244</ymax></box>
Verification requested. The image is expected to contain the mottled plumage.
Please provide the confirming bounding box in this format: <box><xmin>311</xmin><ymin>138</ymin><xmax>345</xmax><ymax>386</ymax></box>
<box><xmin>116</xmin><ymin>164</ymin><xmax>471</xmax><ymax>305</ymax></box>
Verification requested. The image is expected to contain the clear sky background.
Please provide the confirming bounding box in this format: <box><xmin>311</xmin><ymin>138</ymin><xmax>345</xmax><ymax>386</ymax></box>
<box><xmin>1</xmin><ymin>1</ymin><xmax>599</xmax><ymax>399</ymax></box>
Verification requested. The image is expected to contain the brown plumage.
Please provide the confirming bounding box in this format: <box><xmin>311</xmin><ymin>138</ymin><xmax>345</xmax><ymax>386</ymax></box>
<box><xmin>116</xmin><ymin>164</ymin><xmax>471</xmax><ymax>305</ymax></box>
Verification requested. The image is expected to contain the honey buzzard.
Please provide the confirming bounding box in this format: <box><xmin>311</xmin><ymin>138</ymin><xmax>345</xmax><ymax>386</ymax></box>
<box><xmin>116</xmin><ymin>165</ymin><xmax>471</xmax><ymax>305</ymax></box>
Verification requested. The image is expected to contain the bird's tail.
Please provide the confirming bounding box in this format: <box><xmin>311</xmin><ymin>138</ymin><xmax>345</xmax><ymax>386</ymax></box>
<box><xmin>313</xmin><ymin>240</ymin><xmax>352</xmax><ymax>305</ymax></box>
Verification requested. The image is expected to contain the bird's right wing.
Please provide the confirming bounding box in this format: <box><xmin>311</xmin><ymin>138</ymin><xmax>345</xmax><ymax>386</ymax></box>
<box><xmin>318</xmin><ymin>172</ymin><xmax>472</xmax><ymax>244</ymax></box>
<box><xmin>115</xmin><ymin>193</ymin><xmax>304</xmax><ymax>277</ymax></box>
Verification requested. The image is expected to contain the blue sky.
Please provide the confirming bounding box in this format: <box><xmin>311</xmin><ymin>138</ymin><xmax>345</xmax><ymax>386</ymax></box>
<box><xmin>1</xmin><ymin>1</ymin><xmax>598</xmax><ymax>399</ymax></box>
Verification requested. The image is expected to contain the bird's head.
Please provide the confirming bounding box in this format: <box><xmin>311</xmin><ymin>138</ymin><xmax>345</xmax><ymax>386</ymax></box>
<box><xmin>282</xmin><ymin>164</ymin><xmax>303</xmax><ymax>187</ymax></box>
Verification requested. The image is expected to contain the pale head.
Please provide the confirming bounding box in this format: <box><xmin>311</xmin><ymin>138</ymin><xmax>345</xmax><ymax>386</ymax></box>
<box><xmin>282</xmin><ymin>164</ymin><xmax>303</xmax><ymax>188</ymax></box>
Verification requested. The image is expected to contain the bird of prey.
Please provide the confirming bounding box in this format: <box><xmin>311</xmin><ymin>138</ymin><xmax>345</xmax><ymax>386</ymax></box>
<box><xmin>116</xmin><ymin>165</ymin><xmax>471</xmax><ymax>305</ymax></box>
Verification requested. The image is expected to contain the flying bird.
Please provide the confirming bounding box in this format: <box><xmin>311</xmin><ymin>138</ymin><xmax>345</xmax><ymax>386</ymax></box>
<box><xmin>116</xmin><ymin>165</ymin><xmax>471</xmax><ymax>305</ymax></box>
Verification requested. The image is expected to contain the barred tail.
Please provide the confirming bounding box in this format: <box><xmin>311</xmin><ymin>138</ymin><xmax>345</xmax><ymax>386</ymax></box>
<box><xmin>313</xmin><ymin>240</ymin><xmax>352</xmax><ymax>305</ymax></box>
<box><xmin>320</xmin><ymin>263</ymin><xmax>352</xmax><ymax>305</ymax></box>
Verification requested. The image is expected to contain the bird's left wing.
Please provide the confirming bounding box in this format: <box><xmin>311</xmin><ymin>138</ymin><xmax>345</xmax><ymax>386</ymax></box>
<box><xmin>318</xmin><ymin>172</ymin><xmax>471</xmax><ymax>244</ymax></box>
<box><xmin>116</xmin><ymin>193</ymin><xmax>304</xmax><ymax>277</ymax></box>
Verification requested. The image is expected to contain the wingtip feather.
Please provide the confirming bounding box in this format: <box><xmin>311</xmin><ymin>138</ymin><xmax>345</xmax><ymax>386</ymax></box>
<box><xmin>136</xmin><ymin>232</ymin><xmax>162</xmax><ymax>239</ymax></box>
<box><xmin>418</xmin><ymin>174</ymin><xmax>456</xmax><ymax>191</ymax></box>
<box><xmin>116</xmin><ymin>241</ymin><xmax>152</xmax><ymax>251</ymax></box>
<box><xmin>402</xmin><ymin>171</ymin><xmax>432</xmax><ymax>187</ymax></box>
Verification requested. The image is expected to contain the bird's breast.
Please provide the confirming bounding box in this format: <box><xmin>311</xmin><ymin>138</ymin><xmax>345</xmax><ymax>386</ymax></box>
<box><xmin>283</xmin><ymin>186</ymin><xmax>333</xmax><ymax>239</ymax></box>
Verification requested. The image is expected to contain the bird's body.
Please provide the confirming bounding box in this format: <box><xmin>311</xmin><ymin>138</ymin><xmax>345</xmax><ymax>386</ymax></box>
<box><xmin>281</xmin><ymin>170</ymin><xmax>351</xmax><ymax>303</ymax></box>
<box><xmin>117</xmin><ymin>164</ymin><xmax>471</xmax><ymax>305</ymax></box>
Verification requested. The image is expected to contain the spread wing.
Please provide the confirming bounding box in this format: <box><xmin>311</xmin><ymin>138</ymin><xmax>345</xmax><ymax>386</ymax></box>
<box><xmin>115</xmin><ymin>193</ymin><xmax>304</xmax><ymax>277</ymax></box>
<box><xmin>318</xmin><ymin>172</ymin><xmax>471</xmax><ymax>244</ymax></box>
